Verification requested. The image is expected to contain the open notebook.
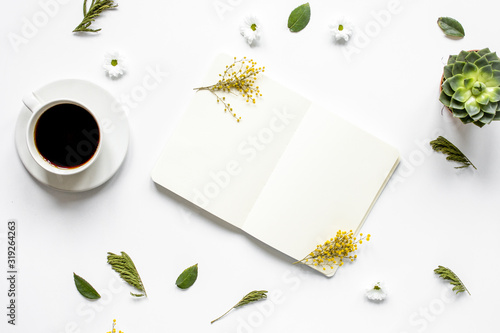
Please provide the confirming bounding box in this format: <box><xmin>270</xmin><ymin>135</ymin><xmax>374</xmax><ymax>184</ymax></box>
<box><xmin>152</xmin><ymin>54</ymin><xmax>400</xmax><ymax>276</ymax></box>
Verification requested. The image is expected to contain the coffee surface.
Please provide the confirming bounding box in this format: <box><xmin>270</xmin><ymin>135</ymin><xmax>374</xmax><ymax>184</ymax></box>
<box><xmin>34</xmin><ymin>103</ymin><xmax>100</xmax><ymax>168</ymax></box>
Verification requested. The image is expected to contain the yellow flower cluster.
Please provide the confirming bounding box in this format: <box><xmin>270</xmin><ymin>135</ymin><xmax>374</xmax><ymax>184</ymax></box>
<box><xmin>195</xmin><ymin>57</ymin><xmax>264</xmax><ymax>122</ymax></box>
<box><xmin>106</xmin><ymin>319</ymin><xmax>123</xmax><ymax>333</ymax></box>
<box><xmin>297</xmin><ymin>230</ymin><xmax>371</xmax><ymax>270</ymax></box>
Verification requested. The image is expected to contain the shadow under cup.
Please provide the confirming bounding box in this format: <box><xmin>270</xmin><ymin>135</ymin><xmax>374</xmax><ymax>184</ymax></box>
<box><xmin>27</xmin><ymin>101</ymin><xmax>102</xmax><ymax>175</ymax></box>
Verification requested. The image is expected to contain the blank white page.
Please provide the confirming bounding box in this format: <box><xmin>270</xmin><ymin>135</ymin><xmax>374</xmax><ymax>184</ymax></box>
<box><xmin>243</xmin><ymin>103</ymin><xmax>399</xmax><ymax>275</ymax></box>
<box><xmin>152</xmin><ymin>55</ymin><xmax>311</xmax><ymax>228</ymax></box>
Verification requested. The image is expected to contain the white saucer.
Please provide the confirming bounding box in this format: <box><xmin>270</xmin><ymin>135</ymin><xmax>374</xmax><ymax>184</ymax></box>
<box><xmin>15</xmin><ymin>79</ymin><xmax>129</xmax><ymax>192</ymax></box>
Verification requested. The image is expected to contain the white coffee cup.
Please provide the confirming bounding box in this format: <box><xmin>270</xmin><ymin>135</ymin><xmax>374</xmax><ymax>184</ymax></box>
<box><xmin>23</xmin><ymin>93</ymin><xmax>102</xmax><ymax>176</ymax></box>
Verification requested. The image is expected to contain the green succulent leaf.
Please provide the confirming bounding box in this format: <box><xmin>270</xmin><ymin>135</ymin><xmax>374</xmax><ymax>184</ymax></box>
<box><xmin>452</xmin><ymin>87</ymin><xmax>471</xmax><ymax>103</ymax></box>
<box><xmin>478</xmin><ymin>48</ymin><xmax>492</xmax><ymax>56</ymax></box>
<box><xmin>475</xmin><ymin>55</ymin><xmax>489</xmax><ymax>68</ymax></box>
<box><xmin>485</xmin><ymin>70</ymin><xmax>500</xmax><ymax>87</ymax></box>
<box><xmin>448</xmin><ymin>74</ymin><xmax>465</xmax><ymax>90</ymax></box>
<box><xmin>465</xmin><ymin>98</ymin><xmax>480</xmax><ymax>116</ymax></box>
<box><xmin>439</xmin><ymin>91</ymin><xmax>452</xmax><ymax>106</ymax></box>
<box><xmin>287</xmin><ymin>3</ymin><xmax>311</xmax><ymax>32</ymax></box>
<box><xmin>465</xmin><ymin>52</ymin><xmax>480</xmax><ymax>64</ymax></box>
<box><xmin>478</xmin><ymin>112</ymin><xmax>495</xmax><ymax>124</ymax></box>
<box><xmin>451</xmin><ymin>108</ymin><xmax>469</xmax><ymax>118</ymax></box>
<box><xmin>441</xmin><ymin>80</ymin><xmax>454</xmax><ymax>96</ymax></box>
<box><xmin>479</xmin><ymin>65</ymin><xmax>493</xmax><ymax>81</ymax></box>
<box><xmin>482</xmin><ymin>102</ymin><xmax>498</xmax><ymax>114</ymax></box>
<box><xmin>460</xmin><ymin>116</ymin><xmax>473</xmax><ymax>124</ymax></box>
<box><xmin>471</xmin><ymin>110</ymin><xmax>484</xmax><ymax>121</ymax></box>
<box><xmin>462</xmin><ymin>63</ymin><xmax>478</xmax><ymax>77</ymax></box>
<box><xmin>485</xmin><ymin>52</ymin><xmax>499</xmax><ymax>62</ymax></box>
<box><xmin>175</xmin><ymin>264</ymin><xmax>198</xmax><ymax>289</ymax></box>
<box><xmin>447</xmin><ymin>55</ymin><xmax>458</xmax><ymax>65</ymax></box>
<box><xmin>450</xmin><ymin>98</ymin><xmax>465</xmax><ymax>109</ymax></box>
<box><xmin>490</xmin><ymin>61</ymin><xmax>500</xmax><ymax>71</ymax></box>
<box><xmin>486</xmin><ymin>87</ymin><xmax>500</xmax><ymax>102</ymax></box>
<box><xmin>443</xmin><ymin>64</ymin><xmax>454</xmax><ymax>79</ymax></box>
<box><xmin>452</xmin><ymin>61</ymin><xmax>466</xmax><ymax>76</ymax></box>
<box><xmin>475</xmin><ymin>93</ymin><xmax>490</xmax><ymax>105</ymax></box>
<box><xmin>463</xmin><ymin>78</ymin><xmax>475</xmax><ymax>90</ymax></box>
<box><xmin>457</xmin><ymin>50</ymin><xmax>469</xmax><ymax>62</ymax></box>
<box><xmin>437</xmin><ymin>17</ymin><xmax>465</xmax><ymax>38</ymax></box>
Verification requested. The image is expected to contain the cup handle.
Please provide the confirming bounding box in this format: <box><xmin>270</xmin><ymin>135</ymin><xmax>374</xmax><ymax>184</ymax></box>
<box><xmin>22</xmin><ymin>92</ymin><xmax>43</xmax><ymax>114</ymax></box>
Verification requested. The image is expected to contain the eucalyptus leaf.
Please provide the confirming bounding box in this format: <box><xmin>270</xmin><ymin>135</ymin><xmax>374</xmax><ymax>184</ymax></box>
<box><xmin>288</xmin><ymin>3</ymin><xmax>311</xmax><ymax>32</ymax></box>
<box><xmin>437</xmin><ymin>17</ymin><xmax>465</xmax><ymax>38</ymax></box>
<box><xmin>176</xmin><ymin>264</ymin><xmax>198</xmax><ymax>289</ymax></box>
<box><xmin>73</xmin><ymin>273</ymin><xmax>101</xmax><ymax>300</ymax></box>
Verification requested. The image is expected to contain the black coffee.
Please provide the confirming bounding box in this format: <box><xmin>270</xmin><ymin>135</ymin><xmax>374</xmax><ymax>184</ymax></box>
<box><xmin>34</xmin><ymin>103</ymin><xmax>100</xmax><ymax>168</ymax></box>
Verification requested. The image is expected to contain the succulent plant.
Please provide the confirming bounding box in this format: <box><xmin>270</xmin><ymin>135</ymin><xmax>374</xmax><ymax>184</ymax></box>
<box><xmin>439</xmin><ymin>48</ymin><xmax>500</xmax><ymax>127</ymax></box>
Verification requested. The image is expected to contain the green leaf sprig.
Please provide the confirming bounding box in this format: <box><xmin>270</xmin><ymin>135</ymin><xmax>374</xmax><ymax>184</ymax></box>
<box><xmin>430</xmin><ymin>136</ymin><xmax>476</xmax><ymax>169</ymax></box>
<box><xmin>437</xmin><ymin>17</ymin><xmax>465</xmax><ymax>38</ymax></box>
<box><xmin>211</xmin><ymin>290</ymin><xmax>268</xmax><ymax>324</ymax></box>
<box><xmin>73</xmin><ymin>0</ymin><xmax>118</xmax><ymax>33</ymax></box>
<box><xmin>107</xmin><ymin>252</ymin><xmax>147</xmax><ymax>297</ymax></box>
<box><xmin>176</xmin><ymin>264</ymin><xmax>198</xmax><ymax>289</ymax></box>
<box><xmin>73</xmin><ymin>273</ymin><xmax>101</xmax><ymax>299</ymax></box>
<box><xmin>434</xmin><ymin>265</ymin><xmax>470</xmax><ymax>295</ymax></box>
<box><xmin>288</xmin><ymin>3</ymin><xmax>311</xmax><ymax>32</ymax></box>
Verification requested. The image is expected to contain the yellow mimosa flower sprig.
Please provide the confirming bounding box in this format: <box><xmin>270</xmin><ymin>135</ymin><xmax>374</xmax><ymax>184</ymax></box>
<box><xmin>194</xmin><ymin>57</ymin><xmax>265</xmax><ymax>122</ymax></box>
<box><xmin>295</xmin><ymin>230</ymin><xmax>371</xmax><ymax>271</ymax></box>
<box><xmin>106</xmin><ymin>319</ymin><xmax>123</xmax><ymax>333</ymax></box>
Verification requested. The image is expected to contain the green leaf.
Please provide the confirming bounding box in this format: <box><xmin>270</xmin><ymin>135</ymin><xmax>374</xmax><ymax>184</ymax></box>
<box><xmin>434</xmin><ymin>266</ymin><xmax>470</xmax><ymax>295</ymax></box>
<box><xmin>465</xmin><ymin>98</ymin><xmax>481</xmax><ymax>116</ymax></box>
<box><xmin>478</xmin><ymin>112</ymin><xmax>495</xmax><ymax>124</ymax></box>
<box><xmin>475</xmin><ymin>93</ymin><xmax>490</xmax><ymax>105</ymax></box>
<box><xmin>437</xmin><ymin>17</ymin><xmax>465</xmax><ymax>38</ymax></box>
<box><xmin>73</xmin><ymin>273</ymin><xmax>101</xmax><ymax>300</ymax></box>
<box><xmin>441</xmin><ymin>80</ymin><xmax>454</xmax><ymax>96</ymax></box>
<box><xmin>452</xmin><ymin>87</ymin><xmax>471</xmax><ymax>103</ymax></box>
<box><xmin>464</xmin><ymin>52</ymin><xmax>480</xmax><ymax>64</ymax></box>
<box><xmin>485</xmin><ymin>70</ymin><xmax>500</xmax><ymax>87</ymax></box>
<box><xmin>430</xmin><ymin>136</ymin><xmax>476</xmax><ymax>169</ymax></box>
<box><xmin>452</xmin><ymin>61</ymin><xmax>466</xmax><ymax>76</ymax></box>
<box><xmin>73</xmin><ymin>0</ymin><xmax>118</xmax><ymax>33</ymax></box>
<box><xmin>443</xmin><ymin>64</ymin><xmax>454</xmax><ymax>79</ymax></box>
<box><xmin>462</xmin><ymin>63</ymin><xmax>478</xmax><ymax>77</ymax></box>
<box><xmin>288</xmin><ymin>3</ymin><xmax>311</xmax><ymax>32</ymax></box>
<box><xmin>478</xmin><ymin>48</ymin><xmax>491</xmax><ymax>56</ymax></box>
<box><xmin>211</xmin><ymin>290</ymin><xmax>268</xmax><ymax>324</ymax></box>
<box><xmin>451</xmin><ymin>108</ymin><xmax>468</xmax><ymax>118</ymax></box>
<box><xmin>439</xmin><ymin>91</ymin><xmax>452</xmax><ymax>106</ymax></box>
<box><xmin>107</xmin><ymin>251</ymin><xmax>147</xmax><ymax>297</ymax></box>
<box><xmin>486</xmin><ymin>87</ymin><xmax>500</xmax><ymax>102</ymax></box>
<box><xmin>482</xmin><ymin>102</ymin><xmax>498</xmax><ymax>114</ymax></box>
<box><xmin>447</xmin><ymin>55</ymin><xmax>457</xmax><ymax>65</ymax></box>
<box><xmin>176</xmin><ymin>264</ymin><xmax>198</xmax><ymax>289</ymax></box>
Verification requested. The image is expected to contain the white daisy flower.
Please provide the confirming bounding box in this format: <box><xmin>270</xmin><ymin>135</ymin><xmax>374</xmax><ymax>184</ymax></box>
<box><xmin>329</xmin><ymin>17</ymin><xmax>354</xmax><ymax>43</ymax></box>
<box><xmin>240</xmin><ymin>15</ymin><xmax>261</xmax><ymax>45</ymax></box>
<box><xmin>365</xmin><ymin>282</ymin><xmax>387</xmax><ymax>301</ymax></box>
<box><xmin>103</xmin><ymin>51</ymin><xmax>126</xmax><ymax>78</ymax></box>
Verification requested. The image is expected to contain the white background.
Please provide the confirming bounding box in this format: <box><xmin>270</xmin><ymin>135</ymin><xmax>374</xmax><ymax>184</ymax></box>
<box><xmin>1</xmin><ymin>0</ymin><xmax>499</xmax><ymax>332</ymax></box>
